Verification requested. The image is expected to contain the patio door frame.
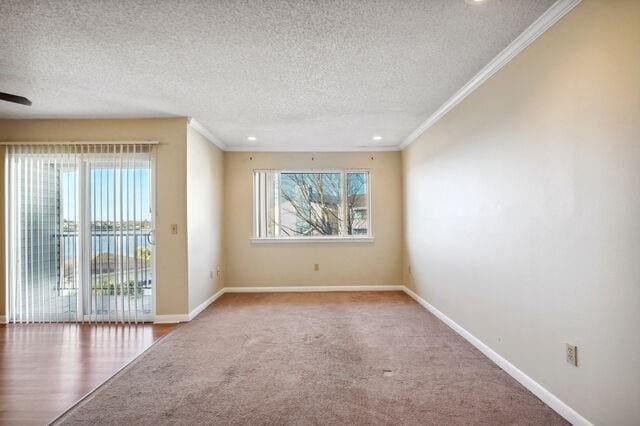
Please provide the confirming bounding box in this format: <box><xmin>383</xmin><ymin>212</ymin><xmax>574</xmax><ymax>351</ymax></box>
<box><xmin>4</xmin><ymin>141</ymin><xmax>157</xmax><ymax>324</ymax></box>
<box><xmin>78</xmin><ymin>150</ymin><xmax>157</xmax><ymax>323</ymax></box>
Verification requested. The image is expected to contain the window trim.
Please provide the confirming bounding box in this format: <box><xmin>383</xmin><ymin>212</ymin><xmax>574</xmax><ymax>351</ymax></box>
<box><xmin>250</xmin><ymin>236</ymin><xmax>374</xmax><ymax>244</ymax></box>
<box><xmin>251</xmin><ymin>168</ymin><xmax>373</xmax><ymax>243</ymax></box>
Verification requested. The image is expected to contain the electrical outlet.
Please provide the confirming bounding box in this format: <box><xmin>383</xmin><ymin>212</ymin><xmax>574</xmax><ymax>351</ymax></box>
<box><xmin>170</xmin><ymin>224</ymin><xmax>178</xmax><ymax>234</ymax></box>
<box><xmin>566</xmin><ymin>343</ymin><xmax>578</xmax><ymax>366</ymax></box>
<box><xmin>217</xmin><ymin>265</ymin><xmax>221</xmax><ymax>277</ymax></box>
<box><xmin>314</xmin><ymin>263</ymin><xmax>319</xmax><ymax>271</ymax></box>
<box><xmin>408</xmin><ymin>265</ymin><xmax>411</xmax><ymax>274</ymax></box>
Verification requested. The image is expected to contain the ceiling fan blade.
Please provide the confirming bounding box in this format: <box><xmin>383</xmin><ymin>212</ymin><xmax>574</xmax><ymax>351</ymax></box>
<box><xmin>0</xmin><ymin>92</ymin><xmax>32</xmax><ymax>106</ymax></box>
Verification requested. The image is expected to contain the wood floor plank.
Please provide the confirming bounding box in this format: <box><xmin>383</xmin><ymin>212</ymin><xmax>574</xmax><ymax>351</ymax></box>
<box><xmin>0</xmin><ymin>322</ymin><xmax>176</xmax><ymax>425</ymax></box>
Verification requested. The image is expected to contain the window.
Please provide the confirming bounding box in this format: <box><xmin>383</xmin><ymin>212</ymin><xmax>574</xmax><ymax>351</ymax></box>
<box><xmin>254</xmin><ymin>170</ymin><xmax>370</xmax><ymax>240</ymax></box>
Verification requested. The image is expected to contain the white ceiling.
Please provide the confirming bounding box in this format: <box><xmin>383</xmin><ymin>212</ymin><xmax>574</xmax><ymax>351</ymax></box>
<box><xmin>0</xmin><ymin>0</ymin><xmax>556</xmax><ymax>150</ymax></box>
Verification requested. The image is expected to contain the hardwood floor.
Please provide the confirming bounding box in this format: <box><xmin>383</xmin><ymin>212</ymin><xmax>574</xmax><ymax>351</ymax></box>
<box><xmin>0</xmin><ymin>322</ymin><xmax>176</xmax><ymax>425</ymax></box>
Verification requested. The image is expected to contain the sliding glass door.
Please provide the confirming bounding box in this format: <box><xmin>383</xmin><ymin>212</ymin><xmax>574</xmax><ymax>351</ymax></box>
<box><xmin>5</xmin><ymin>144</ymin><xmax>155</xmax><ymax>323</ymax></box>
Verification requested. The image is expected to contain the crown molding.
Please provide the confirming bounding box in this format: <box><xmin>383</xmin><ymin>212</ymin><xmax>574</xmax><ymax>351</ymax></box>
<box><xmin>187</xmin><ymin>117</ymin><xmax>227</xmax><ymax>150</ymax></box>
<box><xmin>189</xmin><ymin>0</ymin><xmax>581</xmax><ymax>153</ymax></box>
<box><xmin>186</xmin><ymin>118</ymin><xmax>398</xmax><ymax>152</ymax></box>
<box><xmin>398</xmin><ymin>0</ymin><xmax>582</xmax><ymax>150</ymax></box>
<box><xmin>225</xmin><ymin>145</ymin><xmax>400</xmax><ymax>152</ymax></box>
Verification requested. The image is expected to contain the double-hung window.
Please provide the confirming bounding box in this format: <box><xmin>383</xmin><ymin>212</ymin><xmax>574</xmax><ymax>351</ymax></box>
<box><xmin>253</xmin><ymin>170</ymin><xmax>371</xmax><ymax>241</ymax></box>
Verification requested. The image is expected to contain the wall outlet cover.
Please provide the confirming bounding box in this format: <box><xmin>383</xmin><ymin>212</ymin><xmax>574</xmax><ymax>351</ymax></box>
<box><xmin>566</xmin><ymin>343</ymin><xmax>578</xmax><ymax>366</ymax></box>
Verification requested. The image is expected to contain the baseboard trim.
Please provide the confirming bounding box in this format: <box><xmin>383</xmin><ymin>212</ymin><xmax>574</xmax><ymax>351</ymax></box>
<box><xmin>401</xmin><ymin>286</ymin><xmax>591</xmax><ymax>426</ymax></box>
<box><xmin>154</xmin><ymin>314</ymin><xmax>189</xmax><ymax>323</ymax></box>
<box><xmin>155</xmin><ymin>288</ymin><xmax>225</xmax><ymax>323</ymax></box>
<box><xmin>224</xmin><ymin>285</ymin><xmax>404</xmax><ymax>293</ymax></box>
<box><xmin>153</xmin><ymin>285</ymin><xmax>403</xmax><ymax>323</ymax></box>
<box><xmin>188</xmin><ymin>287</ymin><xmax>226</xmax><ymax>321</ymax></box>
<box><xmin>0</xmin><ymin>315</ymin><xmax>5</xmax><ymax>324</ymax></box>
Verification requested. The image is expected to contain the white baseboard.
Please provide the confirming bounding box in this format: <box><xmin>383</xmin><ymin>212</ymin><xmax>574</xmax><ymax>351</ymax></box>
<box><xmin>153</xmin><ymin>285</ymin><xmax>402</xmax><ymax>323</ymax></box>
<box><xmin>401</xmin><ymin>286</ymin><xmax>591</xmax><ymax>426</ymax></box>
<box><xmin>188</xmin><ymin>287</ymin><xmax>226</xmax><ymax>321</ymax></box>
<box><xmin>154</xmin><ymin>288</ymin><xmax>226</xmax><ymax>323</ymax></box>
<box><xmin>224</xmin><ymin>285</ymin><xmax>404</xmax><ymax>293</ymax></box>
<box><xmin>154</xmin><ymin>314</ymin><xmax>190</xmax><ymax>323</ymax></box>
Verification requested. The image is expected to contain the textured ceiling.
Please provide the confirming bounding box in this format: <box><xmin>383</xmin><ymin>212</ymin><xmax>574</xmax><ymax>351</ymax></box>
<box><xmin>0</xmin><ymin>0</ymin><xmax>555</xmax><ymax>149</ymax></box>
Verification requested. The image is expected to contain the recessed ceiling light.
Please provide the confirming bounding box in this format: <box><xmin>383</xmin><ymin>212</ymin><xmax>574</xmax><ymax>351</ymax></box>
<box><xmin>247</xmin><ymin>136</ymin><xmax>257</xmax><ymax>141</ymax></box>
<box><xmin>372</xmin><ymin>135</ymin><xmax>382</xmax><ymax>141</ymax></box>
<box><xmin>465</xmin><ymin>0</ymin><xmax>490</xmax><ymax>4</ymax></box>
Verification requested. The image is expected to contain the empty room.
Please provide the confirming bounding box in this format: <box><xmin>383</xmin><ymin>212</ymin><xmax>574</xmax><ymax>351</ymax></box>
<box><xmin>0</xmin><ymin>0</ymin><xmax>638</xmax><ymax>424</ymax></box>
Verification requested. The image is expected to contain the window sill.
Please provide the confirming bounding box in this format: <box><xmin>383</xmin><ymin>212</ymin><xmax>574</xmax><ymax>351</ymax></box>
<box><xmin>251</xmin><ymin>236</ymin><xmax>374</xmax><ymax>244</ymax></box>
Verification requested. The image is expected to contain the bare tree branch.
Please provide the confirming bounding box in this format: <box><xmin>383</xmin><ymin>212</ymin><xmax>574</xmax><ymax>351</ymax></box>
<box><xmin>279</xmin><ymin>173</ymin><xmax>341</xmax><ymax>235</ymax></box>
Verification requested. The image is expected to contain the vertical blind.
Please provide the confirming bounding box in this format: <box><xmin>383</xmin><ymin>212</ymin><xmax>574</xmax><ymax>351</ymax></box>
<box><xmin>254</xmin><ymin>170</ymin><xmax>280</xmax><ymax>238</ymax></box>
<box><xmin>5</xmin><ymin>143</ymin><xmax>155</xmax><ymax>323</ymax></box>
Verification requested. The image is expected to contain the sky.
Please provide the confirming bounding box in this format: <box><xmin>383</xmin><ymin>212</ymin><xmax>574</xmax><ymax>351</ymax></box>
<box><xmin>280</xmin><ymin>172</ymin><xmax>368</xmax><ymax>200</ymax></box>
<box><xmin>62</xmin><ymin>167</ymin><xmax>152</xmax><ymax>222</ymax></box>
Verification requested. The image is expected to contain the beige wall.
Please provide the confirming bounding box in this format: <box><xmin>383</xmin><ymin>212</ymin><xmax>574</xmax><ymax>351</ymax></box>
<box><xmin>224</xmin><ymin>151</ymin><xmax>403</xmax><ymax>287</ymax></box>
<box><xmin>0</xmin><ymin>118</ymin><xmax>190</xmax><ymax>316</ymax></box>
<box><xmin>402</xmin><ymin>1</ymin><xmax>640</xmax><ymax>424</ymax></box>
<box><xmin>187</xmin><ymin>126</ymin><xmax>225</xmax><ymax>311</ymax></box>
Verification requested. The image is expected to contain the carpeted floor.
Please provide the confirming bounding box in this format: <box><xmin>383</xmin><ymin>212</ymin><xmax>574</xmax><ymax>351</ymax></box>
<box><xmin>56</xmin><ymin>291</ymin><xmax>566</xmax><ymax>425</ymax></box>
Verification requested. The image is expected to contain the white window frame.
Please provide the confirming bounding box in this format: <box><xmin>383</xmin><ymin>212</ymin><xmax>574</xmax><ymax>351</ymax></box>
<box><xmin>251</xmin><ymin>169</ymin><xmax>373</xmax><ymax>243</ymax></box>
